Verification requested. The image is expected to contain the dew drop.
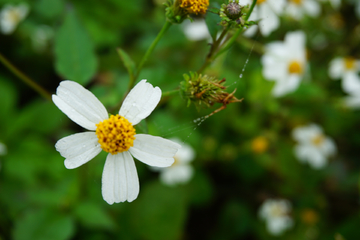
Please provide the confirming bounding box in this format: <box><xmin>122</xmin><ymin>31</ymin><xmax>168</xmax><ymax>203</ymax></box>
<box><xmin>239</xmin><ymin>74</ymin><xmax>243</xmax><ymax>78</ymax></box>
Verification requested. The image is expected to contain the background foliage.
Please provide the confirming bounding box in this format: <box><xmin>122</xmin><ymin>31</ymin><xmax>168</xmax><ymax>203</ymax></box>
<box><xmin>0</xmin><ymin>0</ymin><xmax>360</xmax><ymax>239</ymax></box>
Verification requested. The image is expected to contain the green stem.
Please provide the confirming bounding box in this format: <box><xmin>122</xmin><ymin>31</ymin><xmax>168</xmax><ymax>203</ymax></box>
<box><xmin>215</xmin><ymin>0</ymin><xmax>257</xmax><ymax>59</ymax></box>
<box><xmin>0</xmin><ymin>52</ymin><xmax>52</xmax><ymax>101</ymax></box>
<box><xmin>130</xmin><ymin>21</ymin><xmax>172</xmax><ymax>90</ymax></box>
<box><xmin>162</xmin><ymin>89</ymin><xmax>179</xmax><ymax>97</ymax></box>
<box><xmin>197</xmin><ymin>26</ymin><xmax>230</xmax><ymax>74</ymax></box>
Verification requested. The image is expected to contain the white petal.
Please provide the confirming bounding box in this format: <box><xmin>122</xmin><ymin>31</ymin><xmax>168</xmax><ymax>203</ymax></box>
<box><xmin>267</xmin><ymin>217</ymin><xmax>291</xmax><ymax>236</ymax></box>
<box><xmin>102</xmin><ymin>152</ymin><xmax>139</xmax><ymax>204</ymax></box>
<box><xmin>320</xmin><ymin>138</ymin><xmax>337</xmax><ymax>157</ymax></box>
<box><xmin>286</xmin><ymin>4</ymin><xmax>303</xmax><ymax>20</ymax></box>
<box><xmin>259</xmin><ymin>3</ymin><xmax>280</xmax><ymax>36</ymax></box>
<box><xmin>292</xmin><ymin>124</ymin><xmax>322</xmax><ymax>143</ymax></box>
<box><xmin>129</xmin><ymin>134</ymin><xmax>181</xmax><ymax>167</ymax></box>
<box><xmin>168</xmin><ymin>138</ymin><xmax>195</xmax><ymax>163</ymax></box>
<box><xmin>53</xmin><ymin>81</ymin><xmax>108</xmax><ymax>130</ymax></box>
<box><xmin>55</xmin><ymin>132</ymin><xmax>102</xmax><ymax>169</ymax></box>
<box><xmin>329</xmin><ymin>58</ymin><xmax>344</xmax><ymax>79</ymax></box>
<box><xmin>268</xmin><ymin>0</ymin><xmax>286</xmax><ymax>14</ymax></box>
<box><xmin>119</xmin><ymin>80</ymin><xmax>161</xmax><ymax>125</ymax></box>
<box><xmin>261</xmin><ymin>54</ymin><xmax>288</xmax><ymax>81</ymax></box>
<box><xmin>160</xmin><ymin>165</ymin><xmax>193</xmax><ymax>186</ymax></box>
<box><xmin>55</xmin><ymin>132</ymin><xmax>99</xmax><ymax>158</ymax></box>
<box><xmin>285</xmin><ymin>31</ymin><xmax>306</xmax><ymax>54</ymax></box>
<box><xmin>303</xmin><ymin>0</ymin><xmax>321</xmax><ymax>17</ymax></box>
<box><xmin>243</xmin><ymin>25</ymin><xmax>258</xmax><ymax>37</ymax></box>
<box><xmin>182</xmin><ymin>19</ymin><xmax>210</xmax><ymax>41</ymax></box>
<box><xmin>342</xmin><ymin>72</ymin><xmax>360</xmax><ymax>95</ymax></box>
<box><xmin>272</xmin><ymin>74</ymin><xmax>301</xmax><ymax>97</ymax></box>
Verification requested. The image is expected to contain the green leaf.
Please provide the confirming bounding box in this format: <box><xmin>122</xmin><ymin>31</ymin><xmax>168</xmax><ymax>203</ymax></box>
<box><xmin>205</xmin><ymin>5</ymin><xmax>222</xmax><ymax>41</ymax></box>
<box><xmin>130</xmin><ymin>181</ymin><xmax>188</xmax><ymax>240</ymax></box>
<box><xmin>74</xmin><ymin>202</ymin><xmax>116</xmax><ymax>230</ymax></box>
<box><xmin>34</xmin><ymin>0</ymin><xmax>64</xmax><ymax>19</ymax></box>
<box><xmin>13</xmin><ymin>209</ymin><xmax>74</xmax><ymax>240</ymax></box>
<box><xmin>54</xmin><ymin>9</ymin><xmax>97</xmax><ymax>85</ymax></box>
<box><xmin>117</xmin><ymin>48</ymin><xmax>136</xmax><ymax>79</ymax></box>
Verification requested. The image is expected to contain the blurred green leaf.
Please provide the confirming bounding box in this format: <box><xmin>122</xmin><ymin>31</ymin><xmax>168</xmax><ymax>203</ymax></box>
<box><xmin>130</xmin><ymin>181</ymin><xmax>188</xmax><ymax>240</ymax></box>
<box><xmin>74</xmin><ymin>202</ymin><xmax>115</xmax><ymax>230</ymax></box>
<box><xmin>205</xmin><ymin>10</ymin><xmax>222</xmax><ymax>41</ymax></box>
<box><xmin>0</xmin><ymin>76</ymin><xmax>17</xmax><ymax>124</ymax></box>
<box><xmin>117</xmin><ymin>48</ymin><xmax>136</xmax><ymax>79</ymax></box>
<box><xmin>215</xmin><ymin>201</ymin><xmax>252</xmax><ymax>239</ymax></box>
<box><xmin>54</xmin><ymin>9</ymin><xmax>97</xmax><ymax>85</ymax></box>
<box><xmin>34</xmin><ymin>0</ymin><xmax>64</xmax><ymax>19</ymax></box>
<box><xmin>13</xmin><ymin>209</ymin><xmax>74</xmax><ymax>240</ymax></box>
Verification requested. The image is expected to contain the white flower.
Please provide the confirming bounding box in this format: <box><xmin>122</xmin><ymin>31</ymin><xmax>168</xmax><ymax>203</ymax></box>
<box><xmin>329</xmin><ymin>57</ymin><xmax>360</xmax><ymax>95</ymax></box>
<box><xmin>285</xmin><ymin>0</ymin><xmax>321</xmax><ymax>20</ymax></box>
<box><xmin>0</xmin><ymin>3</ymin><xmax>29</xmax><ymax>35</ymax></box>
<box><xmin>158</xmin><ymin>138</ymin><xmax>195</xmax><ymax>186</ymax></box>
<box><xmin>261</xmin><ymin>31</ymin><xmax>307</xmax><ymax>97</ymax></box>
<box><xmin>292</xmin><ymin>123</ymin><xmax>336</xmax><ymax>169</ymax></box>
<box><xmin>259</xmin><ymin>199</ymin><xmax>293</xmax><ymax>236</ymax></box>
<box><xmin>53</xmin><ymin>80</ymin><xmax>181</xmax><ymax>204</ymax></box>
<box><xmin>182</xmin><ymin>19</ymin><xmax>211</xmax><ymax>41</ymax></box>
<box><xmin>239</xmin><ymin>0</ymin><xmax>286</xmax><ymax>37</ymax></box>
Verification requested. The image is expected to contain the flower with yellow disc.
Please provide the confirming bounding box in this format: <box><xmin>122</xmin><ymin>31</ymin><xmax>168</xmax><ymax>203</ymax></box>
<box><xmin>53</xmin><ymin>80</ymin><xmax>181</xmax><ymax>204</ymax></box>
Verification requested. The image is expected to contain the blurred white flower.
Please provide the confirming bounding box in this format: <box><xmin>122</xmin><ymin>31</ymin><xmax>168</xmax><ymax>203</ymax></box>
<box><xmin>158</xmin><ymin>138</ymin><xmax>195</xmax><ymax>186</ymax></box>
<box><xmin>285</xmin><ymin>0</ymin><xmax>321</xmax><ymax>20</ymax></box>
<box><xmin>0</xmin><ymin>3</ymin><xmax>29</xmax><ymax>34</ymax></box>
<box><xmin>0</xmin><ymin>142</ymin><xmax>7</xmax><ymax>157</ymax></box>
<box><xmin>53</xmin><ymin>80</ymin><xmax>181</xmax><ymax>204</ymax></box>
<box><xmin>239</xmin><ymin>0</ymin><xmax>286</xmax><ymax>37</ymax></box>
<box><xmin>292</xmin><ymin>123</ymin><xmax>336</xmax><ymax>169</ymax></box>
<box><xmin>182</xmin><ymin>19</ymin><xmax>210</xmax><ymax>41</ymax></box>
<box><xmin>259</xmin><ymin>199</ymin><xmax>293</xmax><ymax>236</ymax></box>
<box><xmin>31</xmin><ymin>25</ymin><xmax>53</xmax><ymax>52</ymax></box>
<box><xmin>261</xmin><ymin>31</ymin><xmax>307</xmax><ymax>97</ymax></box>
<box><xmin>329</xmin><ymin>57</ymin><xmax>360</xmax><ymax>95</ymax></box>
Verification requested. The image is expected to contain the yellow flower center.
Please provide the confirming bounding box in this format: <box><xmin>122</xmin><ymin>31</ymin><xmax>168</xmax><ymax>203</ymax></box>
<box><xmin>180</xmin><ymin>0</ymin><xmax>209</xmax><ymax>15</ymax></box>
<box><xmin>288</xmin><ymin>61</ymin><xmax>302</xmax><ymax>74</ymax></box>
<box><xmin>251</xmin><ymin>136</ymin><xmax>269</xmax><ymax>154</ymax></box>
<box><xmin>171</xmin><ymin>156</ymin><xmax>179</xmax><ymax>167</ymax></box>
<box><xmin>301</xmin><ymin>209</ymin><xmax>319</xmax><ymax>225</ymax></box>
<box><xmin>311</xmin><ymin>134</ymin><xmax>324</xmax><ymax>146</ymax></box>
<box><xmin>269</xmin><ymin>204</ymin><xmax>285</xmax><ymax>217</ymax></box>
<box><xmin>257</xmin><ymin>0</ymin><xmax>266</xmax><ymax>4</ymax></box>
<box><xmin>95</xmin><ymin>114</ymin><xmax>136</xmax><ymax>155</ymax></box>
<box><xmin>290</xmin><ymin>0</ymin><xmax>302</xmax><ymax>5</ymax></box>
<box><xmin>344</xmin><ymin>57</ymin><xmax>356</xmax><ymax>70</ymax></box>
<box><xmin>8</xmin><ymin>9</ymin><xmax>22</xmax><ymax>24</ymax></box>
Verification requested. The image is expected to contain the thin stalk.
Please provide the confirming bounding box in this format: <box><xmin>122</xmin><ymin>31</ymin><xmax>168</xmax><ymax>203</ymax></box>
<box><xmin>0</xmin><ymin>52</ymin><xmax>52</xmax><ymax>101</ymax></box>
<box><xmin>130</xmin><ymin>20</ymin><xmax>172</xmax><ymax>90</ymax></box>
<box><xmin>197</xmin><ymin>26</ymin><xmax>230</xmax><ymax>74</ymax></box>
<box><xmin>162</xmin><ymin>89</ymin><xmax>180</xmax><ymax>97</ymax></box>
